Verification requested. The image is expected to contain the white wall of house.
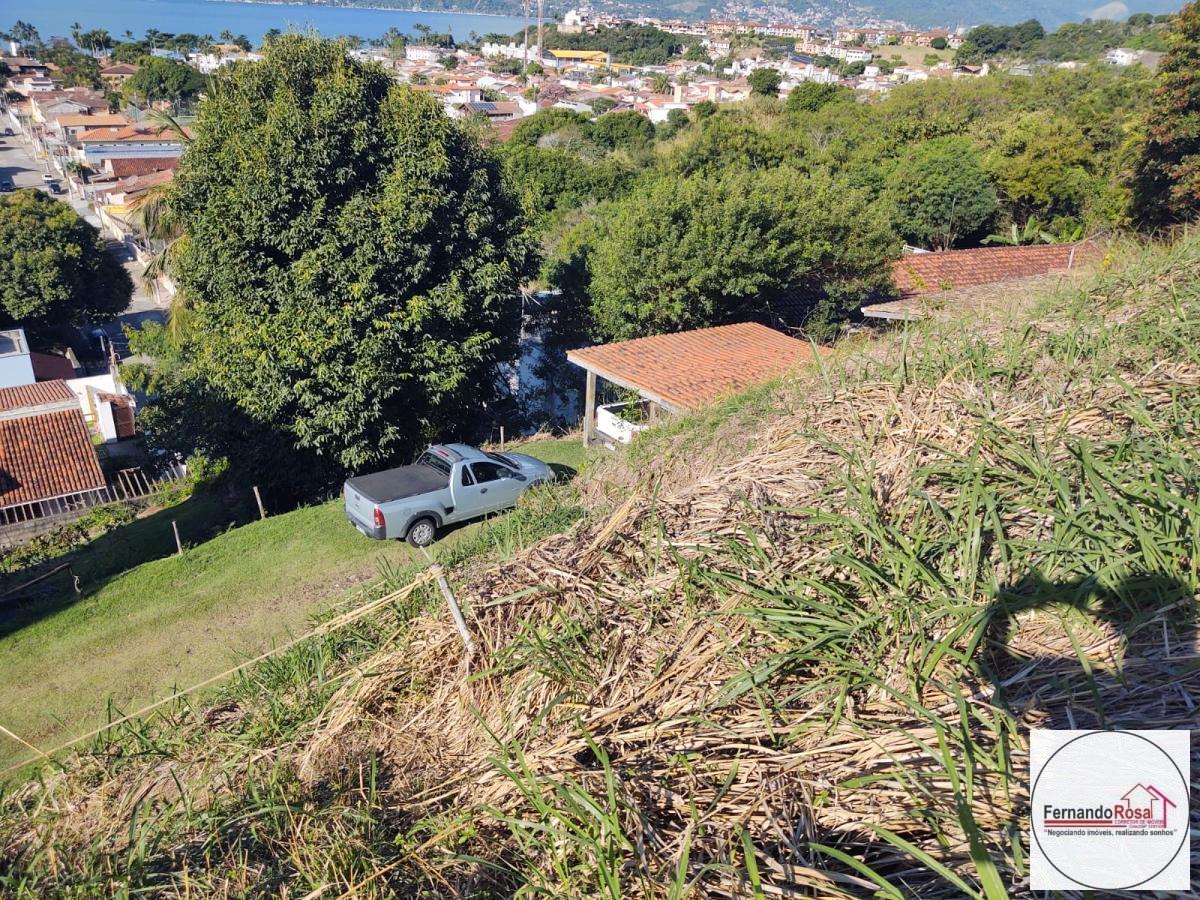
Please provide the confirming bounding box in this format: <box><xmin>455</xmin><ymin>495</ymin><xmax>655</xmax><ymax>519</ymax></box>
<box><xmin>95</xmin><ymin>399</ymin><xmax>118</xmax><ymax>442</ymax></box>
<box><xmin>0</xmin><ymin>352</ymin><xmax>35</xmax><ymax>388</ymax></box>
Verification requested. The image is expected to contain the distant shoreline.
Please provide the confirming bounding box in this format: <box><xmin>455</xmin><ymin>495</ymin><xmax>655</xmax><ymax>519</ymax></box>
<box><xmin>203</xmin><ymin>0</ymin><xmax>524</xmax><ymax>21</ymax></box>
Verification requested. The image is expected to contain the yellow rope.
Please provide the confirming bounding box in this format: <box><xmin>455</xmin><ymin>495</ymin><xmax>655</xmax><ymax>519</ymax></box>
<box><xmin>0</xmin><ymin>570</ymin><xmax>438</xmax><ymax>779</ymax></box>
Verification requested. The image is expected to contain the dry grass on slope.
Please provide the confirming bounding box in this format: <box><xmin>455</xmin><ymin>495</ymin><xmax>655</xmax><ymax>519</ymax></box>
<box><xmin>2</xmin><ymin>237</ymin><xmax>1199</xmax><ymax>898</ymax></box>
<box><xmin>291</xmin><ymin>240</ymin><xmax>1198</xmax><ymax>896</ymax></box>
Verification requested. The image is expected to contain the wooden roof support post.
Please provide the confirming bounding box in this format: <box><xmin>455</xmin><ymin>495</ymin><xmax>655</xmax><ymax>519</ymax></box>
<box><xmin>583</xmin><ymin>368</ymin><xmax>596</xmax><ymax>448</ymax></box>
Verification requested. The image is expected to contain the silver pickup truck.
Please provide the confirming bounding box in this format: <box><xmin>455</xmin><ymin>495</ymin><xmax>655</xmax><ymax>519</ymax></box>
<box><xmin>344</xmin><ymin>443</ymin><xmax>554</xmax><ymax>546</ymax></box>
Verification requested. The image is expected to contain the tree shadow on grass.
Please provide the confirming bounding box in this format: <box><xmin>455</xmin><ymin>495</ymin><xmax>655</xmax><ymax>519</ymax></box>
<box><xmin>0</xmin><ymin>493</ymin><xmax>253</xmax><ymax>641</ymax></box>
<box><xmin>548</xmin><ymin>463</ymin><xmax>577</xmax><ymax>483</ymax></box>
<box><xmin>980</xmin><ymin>569</ymin><xmax>1198</xmax><ymax>731</ymax></box>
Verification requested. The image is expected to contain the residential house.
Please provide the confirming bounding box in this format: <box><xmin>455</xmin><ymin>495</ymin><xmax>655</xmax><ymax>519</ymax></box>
<box><xmin>405</xmin><ymin>45</ymin><xmax>443</xmax><ymax>64</ymax></box>
<box><xmin>0</xmin><ymin>56</ymin><xmax>49</xmax><ymax>77</ymax></box>
<box><xmin>0</xmin><ymin>330</ymin><xmax>36</xmax><ymax>389</ymax></box>
<box><xmin>0</xmin><ymin>379</ymin><xmax>108</xmax><ymax>521</ymax></box>
<box><xmin>450</xmin><ymin>100</ymin><xmax>523</xmax><ymax>122</ymax></box>
<box><xmin>861</xmin><ymin>243</ymin><xmax>1103</xmax><ymax>321</ymax></box>
<box><xmin>1105</xmin><ymin>47</ymin><xmax>1140</xmax><ymax>66</ymax></box>
<box><xmin>567</xmin><ymin>323</ymin><xmax>830</xmax><ymax>447</ymax></box>
<box><xmin>74</xmin><ymin>124</ymin><xmax>189</xmax><ymax>166</ymax></box>
<box><xmin>53</xmin><ymin>112</ymin><xmax>130</xmax><ymax>143</ymax></box>
<box><xmin>100</xmin><ymin>62</ymin><xmax>140</xmax><ymax>89</ymax></box>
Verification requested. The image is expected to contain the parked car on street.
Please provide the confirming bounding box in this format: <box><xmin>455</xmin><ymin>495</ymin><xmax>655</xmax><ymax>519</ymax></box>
<box><xmin>344</xmin><ymin>443</ymin><xmax>553</xmax><ymax>546</ymax></box>
<box><xmin>40</xmin><ymin>173</ymin><xmax>54</xmax><ymax>182</ymax></box>
<box><xmin>0</xmin><ymin>179</ymin><xmax>13</xmax><ymax>192</ymax></box>
<box><xmin>2</xmin><ymin>127</ymin><xmax>13</xmax><ymax>136</ymax></box>
<box><xmin>47</xmin><ymin>181</ymin><xmax>63</xmax><ymax>194</ymax></box>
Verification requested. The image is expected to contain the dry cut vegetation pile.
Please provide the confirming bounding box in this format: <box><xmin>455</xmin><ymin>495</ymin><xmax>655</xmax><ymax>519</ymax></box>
<box><xmin>1</xmin><ymin>237</ymin><xmax>1198</xmax><ymax>897</ymax></box>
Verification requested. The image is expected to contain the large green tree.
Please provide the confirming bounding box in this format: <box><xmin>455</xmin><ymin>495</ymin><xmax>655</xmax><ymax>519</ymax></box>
<box><xmin>569</xmin><ymin>168</ymin><xmax>898</xmax><ymax>341</ymax></box>
<box><xmin>124</xmin><ymin>56</ymin><xmax>208</xmax><ymax>104</ymax></box>
<box><xmin>160</xmin><ymin>35</ymin><xmax>534</xmax><ymax>475</ymax></box>
<box><xmin>983</xmin><ymin>111</ymin><xmax>1096</xmax><ymax>222</ymax></box>
<box><xmin>748</xmin><ymin>67</ymin><xmax>783</xmax><ymax>98</ymax></box>
<box><xmin>886</xmin><ymin>136</ymin><xmax>999</xmax><ymax>250</ymax></box>
<box><xmin>1132</xmin><ymin>3</ymin><xmax>1200</xmax><ymax>226</ymax></box>
<box><xmin>0</xmin><ymin>191</ymin><xmax>131</xmax><ymax>336</ymax></box>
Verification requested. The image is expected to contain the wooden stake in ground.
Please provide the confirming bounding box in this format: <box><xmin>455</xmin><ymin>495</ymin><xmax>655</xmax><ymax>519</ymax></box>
<box><xmin>253</xmin><ymin>486</ymin><xmax>267</xmax><ymax>520</ymax></box>
<box><xmin>420</xmin><ymin>547</ymin><xmax>475</xmax><ymax>655</ymax></box>
<box><xmin>171</xmin><ymin>520</ymin><xmax>182</xmax><ymax>555</ymax></box>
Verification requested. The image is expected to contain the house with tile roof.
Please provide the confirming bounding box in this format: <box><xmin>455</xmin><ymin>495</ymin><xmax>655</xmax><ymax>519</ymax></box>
<box><xmin>0</xmin><ymin>379</ymin><xmax>107</xmax><ymax>528</ymax></box>
<box><xmin>74</xmin><ymin>125</ymin><xmax>190</xmax><ymax>165</ymax></box>
<box><xmin>567</xmin><ymin>323</ymin><xmax>828</xmax><ymax>446</ymax></box>
<box><xmin>861</xmin><ymin>243</ymin><xmax>1104</xmax><ymax>322</ymax></box>
<box><xmin>100</xmin><ymin>63</ymin><xmax>140</xmax><ymax>90</ymax></box>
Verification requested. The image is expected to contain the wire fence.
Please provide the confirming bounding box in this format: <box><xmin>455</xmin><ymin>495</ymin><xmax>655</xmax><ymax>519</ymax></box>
<box><xmin>0</xmin><ymin>462</ymin><xmax>186</xmax><ymax>547</ymax></box>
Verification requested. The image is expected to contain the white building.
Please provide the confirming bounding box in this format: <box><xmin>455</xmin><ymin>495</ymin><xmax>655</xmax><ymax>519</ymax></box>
<box><xmin>405</xmin><ymin>45</ymin><xmax>443</xmax><ymax>64</ymax></box>
<box><xmin>820</xmin><ymin>43</ymin><xmax>874</xmax><ymax>63</ymax></box>
<box><xmin>1105</xmin><ymin>48</ymin><xmax>1140</xmax><ymax>66</ymax></box>
<box><xmin>0</xmin><ymin>331</ymin><xmax>35</xmax><ymax>389</ymax></box>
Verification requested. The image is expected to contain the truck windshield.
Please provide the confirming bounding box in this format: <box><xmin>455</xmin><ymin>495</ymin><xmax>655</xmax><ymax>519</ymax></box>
<box><xmin>417</xmin><ymin>451</ymin><xmax>452</xmax><ymax>478</ymax></box>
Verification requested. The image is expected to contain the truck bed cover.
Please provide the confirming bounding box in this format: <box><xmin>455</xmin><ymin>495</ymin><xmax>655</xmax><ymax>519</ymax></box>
<box><xmin>345</xmin><ymin>464</ymin><xmax>448</xmax><ymax>504</ymax></box>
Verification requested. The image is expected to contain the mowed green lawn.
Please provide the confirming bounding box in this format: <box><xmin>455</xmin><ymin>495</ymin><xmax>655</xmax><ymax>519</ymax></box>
<box><xmin>0</xmin><ymin>438</ymin><xmax>589</xmax><ymax>771</ymax></box>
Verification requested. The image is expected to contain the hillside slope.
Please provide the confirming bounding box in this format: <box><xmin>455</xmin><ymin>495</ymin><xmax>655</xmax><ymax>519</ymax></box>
<box><xmin>2</xmin><ymin>238</ymin><xmax>1198</xmax><ymax>896</ymax></box>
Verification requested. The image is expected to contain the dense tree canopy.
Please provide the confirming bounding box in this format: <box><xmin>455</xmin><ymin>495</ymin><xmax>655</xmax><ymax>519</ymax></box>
<box><xmin>590</xmin><ymin>110</ymin><xmax>656</xmax><ymax>152</ymax></box>
<box><xmin>785</xmin><ymin>82</ymin><xmax>851</xmax><ymax>113</ymax></box>
<box><xmin>886</xmin><ymin>136</ymin><xmax>999</xmax><ymax>250</ymax></box>
<box><xmin>0</xmin><ymin>191</ymin><xmax>131</xmax><ymax>338</ymax></box>
<box><xmin>155</xmin><ymin>35</ymin><xmax>534</xmax><ymax>479</ymax></box>
<box><xmin>40</xmin><ymin>46</ymin><xmax>101</xmax><ymax>89</ymax></box>
<box><xmin>748</xmin><ymin>68</ymin><xmax>782</xmax><ymax>98</ymax></box>
<box><xmin>124</xmin><ymin>56</ymin><xmax>208</xmax><ymax>103</ymax></box>
<box><xmin>1132</xmin><ymin>2</ymin><xmax>1200</xmax><ymax>226</ymax></box>
<box><xmin>532</xmin><ymin>23</ymin><xmax>686</xmax><ymax>66</ymax></box>
<box><xmin>570</xmin><ymin>169</ymin><xmax>898</xmax><ymax>341</ymax></box>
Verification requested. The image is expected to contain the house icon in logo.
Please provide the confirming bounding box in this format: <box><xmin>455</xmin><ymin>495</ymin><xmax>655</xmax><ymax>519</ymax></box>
<box><xmin>1119</xmin><ymin>784</ymin><xmax>1177</xmax><ymax>827</ymax></box>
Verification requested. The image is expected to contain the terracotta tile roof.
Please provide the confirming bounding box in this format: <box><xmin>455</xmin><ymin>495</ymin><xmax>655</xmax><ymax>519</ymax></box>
<box><xmin>100</xmin><ymin>63</ymin><xmax>140</xmax><ymax>75</ymax></box>
<box><xmin>76</xmin><ymin>125</ymin><xmax>190</xmax><ymax>143</ymax></box>
<box><xmin>56</xmin><ymin>113</ymin><xmax>129</xmax><ymax>128</ymax></box>
<box><xmin>0</xmin><ymin>380</ymin><xmax>75</xmax><ymax>413</ymax></box>
<box><xmin>567</xmin><ymin>323</ymin><xmax>828</xmax><ymax>411</ymax></box>
<box><xmin>99</xmin><ymin>168</ymin><xmax>175</xmax><ymax>202</ymax></box>
<box><xmin>890</xmin><ymin>243</ymin><xmax>1100</xmax><ymax>298</ymax></box>
<box><xmin>0</xmin><ymin>409</ymin><xmax>105</xmax><ymax>508</ymax></box>
<box><xmin>862</xmin><ymin>272</ymin><xmax>1075</xmax><ymax>322</ymax></box>
<box><xmin>106</xmin><ymin>156</ymin><xmax>179</xmax><ymax>178</ymax></box>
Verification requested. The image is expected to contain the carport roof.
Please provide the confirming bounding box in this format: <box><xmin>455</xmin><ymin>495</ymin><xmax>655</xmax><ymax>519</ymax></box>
<box><xmin>567</xmin><ymin>322</ymin><xmax>827</xmax><ymax>412</ymax></box>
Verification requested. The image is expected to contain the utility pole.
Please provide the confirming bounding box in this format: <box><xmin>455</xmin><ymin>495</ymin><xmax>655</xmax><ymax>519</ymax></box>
<box><xmin>537</xmin><ymin>0</ymin><xmax>544</xmax><ymax>57</ymax></box>
<box><xmin>523</xmin><ymin>0</ymin><xmax>529</xmax><ymax>74</ymax></box>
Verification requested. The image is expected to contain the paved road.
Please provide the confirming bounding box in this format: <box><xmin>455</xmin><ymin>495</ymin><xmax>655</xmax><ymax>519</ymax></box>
<box><xmin>1</xmin><ymin>129</ymin><xmax>166</xmax><ymax>356</ymax></box>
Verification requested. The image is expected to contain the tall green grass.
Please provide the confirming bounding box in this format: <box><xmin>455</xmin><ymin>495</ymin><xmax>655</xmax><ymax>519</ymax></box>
<box><xmin>1</xmin><ymin>239</ymin><xmax>1198</xmax><ymax>896</ymax></box>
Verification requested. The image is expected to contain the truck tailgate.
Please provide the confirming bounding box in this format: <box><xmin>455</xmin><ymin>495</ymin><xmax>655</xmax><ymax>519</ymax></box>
<box><xmin>344</xmin><ymin>482</ymin><xmax>377</xmax><ymax>528</ymax></box>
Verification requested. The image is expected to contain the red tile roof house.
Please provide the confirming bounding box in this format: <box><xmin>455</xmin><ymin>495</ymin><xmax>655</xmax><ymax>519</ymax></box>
<box><xmin>0</xmin><ymin>381</ymin><xmax>108</xmax><ymax>535</ymax></box>
<box><xmin>861</xmin><ymin>243</ymin><xmax>1103</xmax><ymax>321</ymax></box>
<box><xmin>567</xmin><ymin>323</ymin><xmax>829</xmax><ymax>447</ymax></box>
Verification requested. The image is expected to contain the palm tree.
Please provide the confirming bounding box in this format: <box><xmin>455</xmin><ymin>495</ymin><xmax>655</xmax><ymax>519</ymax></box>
<box><xmin>70</xmin><ymin>21</ymin><xmax>83</xmax><ymax>49</ymax></box>
<box><xmin>145</xmin><ymin>28</ymin><xmax>163</xmax><ymax>50</ymax></box>
<box><xmin>123</xmin><ymin>108</ymin><xmax>196</xmax><ymax>336</ymax></box>
<box><xmin>652</xmin><ymin>74</ymin><xmax>672</xmax><ymax>95</ymax></box>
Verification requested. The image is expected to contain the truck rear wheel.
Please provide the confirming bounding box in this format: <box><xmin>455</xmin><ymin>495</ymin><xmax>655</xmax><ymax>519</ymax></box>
<box><xmin>406</xmin><ymin>517</ymin><xmax>436</xmax><ymax>547</ymax></box>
